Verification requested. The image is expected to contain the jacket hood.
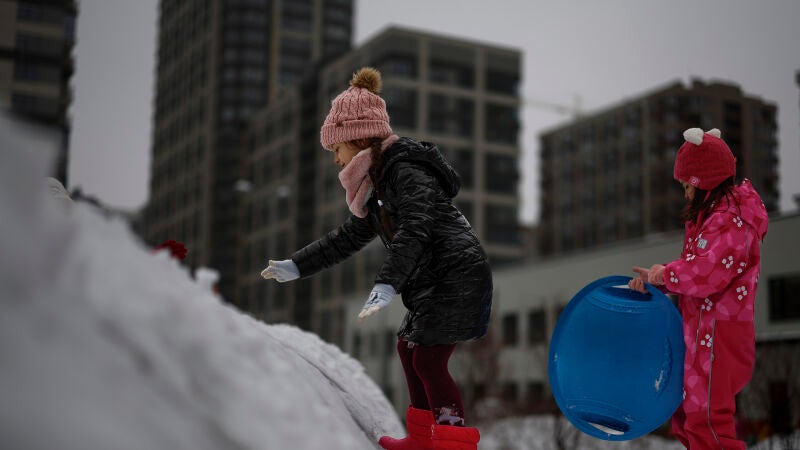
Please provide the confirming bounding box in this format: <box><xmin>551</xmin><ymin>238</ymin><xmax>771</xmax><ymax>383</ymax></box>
<box><xmin>724</xmin><ymin>179</ymin><xmax>769</xmax><ymax>240</ymax></box>
<box><xmin>381</xmin><ymin>137</ymin><xmax>461</xmax><ymax>198</ymax></box>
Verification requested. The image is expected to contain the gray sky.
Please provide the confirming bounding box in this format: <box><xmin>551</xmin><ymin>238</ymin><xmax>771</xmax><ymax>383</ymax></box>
<box><xmin>69</xmin><ymin>0</ymin><xmax>800</xmax><ymax>223</ymax></box>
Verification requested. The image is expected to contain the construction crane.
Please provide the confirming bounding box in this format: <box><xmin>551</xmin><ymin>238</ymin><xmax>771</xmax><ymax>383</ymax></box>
<box><xmin>524</xmin><ymin>94</ymin><xmax>583</xmax><ymax>119</ymax></box>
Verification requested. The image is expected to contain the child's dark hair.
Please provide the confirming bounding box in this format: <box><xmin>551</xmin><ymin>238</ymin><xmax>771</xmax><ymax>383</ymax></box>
<box><xmin>681</xmin><ymin>176</ymin><xmax>741</xmax><ymax>223</ymax></box>
<box><xmin>353</xmin><ymin>137</ymin><xmax>394</xmax><ymax>240</ymax></box>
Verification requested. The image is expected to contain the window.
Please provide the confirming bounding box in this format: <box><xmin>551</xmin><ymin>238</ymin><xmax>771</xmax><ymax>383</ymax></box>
<box><xmin>485</xmin><ymin>204</ymin><xmax>520</xmax><ymax>245</ymax></box>
<box><xmin>768</xmin><ymin>274</ymin><xmax>800</xmax><ymax>321</ymax></box>
<box><xmin>429</xmin><ymin>60</ymin><xmax>474</xmax><ymax>88</ymax></box>
<box><xmin>485</xmin><ymin>103</ymin><xmax>519</xmax><ymax>145</ymax></box>
<box><xmin>383</xmin><ymin>88</ymin><xmax>417</xmax><ymax>129</ymax></box>
<box><xmin>486</xmin><ymin>70</ymin><xmax>518</xmax><ymax>96</ymax></box>
<box><xmin>527</xmin><ymin>310</ymin><xmax>546</xmax><ymax>344</ymax></box>
<box><xmin>11</xmin><ymin>93</ymin><xmax>59</xmax><ymax>118</ymax></box>
<box><xmin>428</xmin><ymin>94</ymin><xmax>473</xmax><ymax>137</ymax></box>
<box><xmin>502</xmin><ymin>382</ymin><xmax>518</xmax><ymax>404</ymax></box>
<box><xmin>526</xmin><ymin>382</ymin><xmax>545</xmax><ymax>405</ymax></box>
<box><xmin>17</xmin><ymin>2</ymin><xmax>65</xmax><ymax>25</ymax></box>
<box><xmin>375</xmin><ymin>54</ymin><xmax>417</xmax><ymax>79</ymax></box>
<box><xmin>15</xmin><ymin>33</ymin><xmax>63</xmax><ymax>58</ymax></box>
<box><xmin>485</xmin><ymin>154</ymin><xmax>518</xmax><ymax>194</ymax></box>
<box><xmin>502</xmin><ymin>313</ymin><xmax>518</xmax><ymax>346</ymax></box>
<box><xmin>13</xmin><ymin>63</ymin><xmax>60</xmax><ymax>83</ymax></box>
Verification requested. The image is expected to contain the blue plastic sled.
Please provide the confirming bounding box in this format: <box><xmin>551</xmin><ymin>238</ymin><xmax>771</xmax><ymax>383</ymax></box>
<box><xmin>548</xmin><ymin>275</ymin><xmax>685</xmax><ymax>441</ymax></box>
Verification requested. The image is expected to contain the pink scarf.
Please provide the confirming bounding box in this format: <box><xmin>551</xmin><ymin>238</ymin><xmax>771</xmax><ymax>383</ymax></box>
<box><xmin>338</xmin><ymin>134</ymin><xmax>399</xmax><ymax>218</ymax></box>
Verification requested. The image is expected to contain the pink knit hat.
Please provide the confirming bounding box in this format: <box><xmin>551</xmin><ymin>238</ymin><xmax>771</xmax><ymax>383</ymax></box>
<box><xmin>673</xmin><ymin>128</ymin><xmax>736</xmax><ymax>190</ymax></box>
<box><xmin>320</xmin><ymin>67</ymin><xmax>393</xmax><ymax>150</ymax></box>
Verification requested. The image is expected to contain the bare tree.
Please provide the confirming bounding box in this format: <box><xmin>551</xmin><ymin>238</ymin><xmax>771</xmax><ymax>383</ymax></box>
<box><xmin>738</xmin><ymin>339</ymin><xmax>800</xmax><ymax>448</ymax></box>
<box><xmin>450</xmin><ymin>327</ymin><xmax>503</xmax><ymax>422</ymax></box>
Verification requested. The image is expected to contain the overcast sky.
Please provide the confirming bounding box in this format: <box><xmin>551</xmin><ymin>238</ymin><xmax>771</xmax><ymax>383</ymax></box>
<box><xmin>69</xmin><ymin>0</ymin><xmax>800</xmax><ymax>223</ymax></box>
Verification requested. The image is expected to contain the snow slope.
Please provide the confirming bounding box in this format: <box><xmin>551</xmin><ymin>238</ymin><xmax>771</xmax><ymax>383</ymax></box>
<box><xmin>0</xmin><ymin>114</ymin><xmax>403</xmax><ymax>450</ymax></box>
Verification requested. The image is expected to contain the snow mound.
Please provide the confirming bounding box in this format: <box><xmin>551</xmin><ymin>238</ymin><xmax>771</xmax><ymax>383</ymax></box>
<box><xmin>0</xmin><ymin>113</ymin><xmax>402</xmax><ymax>449</ymax></box>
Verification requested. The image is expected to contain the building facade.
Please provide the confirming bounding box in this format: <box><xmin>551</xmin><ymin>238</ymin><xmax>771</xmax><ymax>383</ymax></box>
<box><xmin>144</xmin><ymin>0</ymin><xmax>354</xmax><ymax>299</ymax></box>
<box><xmin>237</xmin><ymin>26</ymin><xmax>525</xmax><ymax>345</ymax></box>
<box><xmin>0</xmin><ymin>0</ymin><xmax>77</xmax><ymax>184</ymax></box>
<box><xmin>538</xmin><ymin>80</ymin><xmax>779</xmax><ymax>256</ymax></box>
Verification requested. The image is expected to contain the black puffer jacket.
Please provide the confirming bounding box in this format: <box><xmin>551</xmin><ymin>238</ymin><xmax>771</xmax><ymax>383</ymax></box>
<box><xmin>291</xmin><ymin>138</ymin><xmax>493</xmax><ymax>346</ymax></box>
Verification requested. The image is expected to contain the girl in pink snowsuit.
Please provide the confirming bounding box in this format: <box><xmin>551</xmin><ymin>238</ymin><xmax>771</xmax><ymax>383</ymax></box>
<box><xmin>630</xmin><ymin>128</ymin><xmax>768</xmax><ymax>450</ymax></box>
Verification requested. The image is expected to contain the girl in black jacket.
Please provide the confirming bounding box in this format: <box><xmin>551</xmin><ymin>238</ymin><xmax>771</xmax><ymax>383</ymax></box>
<box><xmin>261</xmin><ymin>67</ymin><xmax>492</xmax><ymax>450</ymax></box>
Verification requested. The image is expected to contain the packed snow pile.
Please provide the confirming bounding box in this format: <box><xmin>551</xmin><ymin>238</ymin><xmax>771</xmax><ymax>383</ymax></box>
<box><xmin>0</xmin><ymin>114</ymin><xmax>402</xmax><ymax>450</ymax></box>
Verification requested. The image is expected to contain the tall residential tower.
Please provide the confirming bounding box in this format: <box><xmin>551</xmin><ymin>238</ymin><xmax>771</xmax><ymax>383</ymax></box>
<box><xmin>0</xmin><ymin>0</ymin><xmax>77</xmax><ymax>183</ymax></box>
<box><xmin>144</xmin><ymin>0</ymin><xmax>354</xmax><ymax>299</ymax></box>
<box><xmin>538</xmin><ymin>80</ymin><xmax>778</xmax><ymax>256</ymax></box>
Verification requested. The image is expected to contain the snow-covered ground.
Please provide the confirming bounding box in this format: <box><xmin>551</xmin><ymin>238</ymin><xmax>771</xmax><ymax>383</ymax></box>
<box><xmin>0</xmin><ymin>115</ymin><xmax>402</xmax><ymax>450</ymax></box>
<box><xmin>2</xmin><ymin>114</ymin><xmax>793</xmax><ymax>450</ymax></box>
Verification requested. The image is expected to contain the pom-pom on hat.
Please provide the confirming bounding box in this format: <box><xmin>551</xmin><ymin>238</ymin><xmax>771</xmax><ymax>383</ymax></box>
<box><xmin>673</xmin><ymin>127</ymin><xmax>736</xmax><ymax>190</ymax></box>
<box><xmin>320</xmin><ymin>67</ymin><xmax>393</xmax><ymax>150</ymax></box>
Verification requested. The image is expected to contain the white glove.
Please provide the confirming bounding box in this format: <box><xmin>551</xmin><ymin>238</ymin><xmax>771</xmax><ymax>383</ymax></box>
<box><xmin>260</xmin><ymin>259</ymin><xmax>300</xmax><ymax>282</ymax></box>
<box><xmin>358</xmin><ymin>283</ymin><xmax>397</xmax><ymax>322</ymax></box>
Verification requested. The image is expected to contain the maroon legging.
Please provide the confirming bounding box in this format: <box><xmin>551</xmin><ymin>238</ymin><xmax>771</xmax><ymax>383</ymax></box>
<box><xmin>396</xmin><ymin>339</ymin><xmax>465</xmax><ymax>425</ymax></box>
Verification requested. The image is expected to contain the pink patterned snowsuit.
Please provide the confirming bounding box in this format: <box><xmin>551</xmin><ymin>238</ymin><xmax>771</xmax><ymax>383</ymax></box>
<box><xmin>662</xmin><ymin>180</ymin><xmax>768</xmax><ymax>449</ymax></box>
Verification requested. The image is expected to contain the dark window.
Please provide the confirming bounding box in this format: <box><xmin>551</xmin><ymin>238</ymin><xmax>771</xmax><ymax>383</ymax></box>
<box><xmin>11</xmin><ymin>93</ymin><xmax>59</xmax><ymax>118</ymax></box>
<box><xmin>502</xmin><ymin>382</ymin><xmax>518</xmax><ymax>404</ymax></box>
<box><xmin>526</xmin><ymin>382</ymin><xmax>545</xmax><ymax>405</ymax></box>
<box><xmin>485</xmin><ymin>204</ymin><xmax>520</xmax><ymax>245</ymax></box>
<box><xmin>15</xmin><ymin>33</ymin><xmax>64</xmax><ymax>58</ymax></box>
<box><xmin>429</xmin><ymin>61</ymin><xmax>473</xmax><ymax>88</ymax></box>
<box><xmin>502</xmin><ymin>313</ymin><xmax>518</xmax><ymax>346</ymax></box>
<box><xmin>486</xmin><ymin>70</ymin><xmax>518</xmax><ymax>96</ymax></box>
<box><xmin>527</xmin><ymin>310</ymin><xmax>546</xmax><ymax>344</ymax></box>
<box><xmin>375</xmin><ymin>54</ymin><xmax>417</xmax><ymax>79</ymax></box>
<box><xmin>428</xmin><ymin>94</ymin><xmax>473</xmax><ymax>137</ymax></box>
<box><xmin>485</xmin><ymin>154</ymin><xmax>518</xmax><ymax>194</ymax></box>
<box><xmin>485</xmin><ymin>103</ymin><xmax>519</xmax><ymax>145</ymax></box>
<box><xmin>13</xmin><ymin>63</ymin><xmax>60</xmax><ymax>82</ymax></box>
<box><xmin>383</xmin><ymin>88</ymin><xmax>417</xmax><ymax>129</ymax></box>
<box><xmin>768</xmin><ymin>274</ymin><xmax>800</xmax><ymax>321</ymax></box>
<box><xmin>17</xmin><ymin>2</ymin><xmax>65</xmax><ymax>25</ymax></box>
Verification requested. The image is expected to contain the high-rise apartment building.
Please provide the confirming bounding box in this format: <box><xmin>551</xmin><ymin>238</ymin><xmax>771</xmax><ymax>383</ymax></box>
<box><xmin>238</xmin><ymin>26</ymin><xmax>524</xmax><ymax>345</ymax></box>
<box><xmin>144</xmin><ymin>0</ymin><xmax>353</xmax><ymax>300</ymax></box>
<box><xmin>0</xmin><ymin>0</ymin><xmax>77</xmax><ymax>183</ymax></box>
<box><xmin>538</xmin><ymin>79</ymin><xmax>779</xmax><ymax>256</ymax></box>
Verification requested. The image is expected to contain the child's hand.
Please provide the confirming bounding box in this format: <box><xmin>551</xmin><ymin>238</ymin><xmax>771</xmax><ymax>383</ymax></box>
<box><xmin>629</xmin><ymin>276</ymin><xmax>648</xmax><ymax>293</ymax></box>
<box><xmin>260</xmin><ymin>259</ymin><xmax>300</xmax><ymax>282</ymax></box>
<box><xmin>630</xmin><ymin>266</ymin><xmax>650</xmax><ymax>293</ymax></box>
<box><xmin>357</xmin><ymin>283</ymin><xmax>396</xmax><ymax>322</ymax></box>
<box><xmin>647</xmin><ymin>264</ymin><xmax>666</xmax><ymax>285</ymax></box>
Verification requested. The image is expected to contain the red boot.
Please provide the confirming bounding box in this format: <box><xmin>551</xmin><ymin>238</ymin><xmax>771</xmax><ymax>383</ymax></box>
<box><xmin>430</xmin><ymin>424</ymin><xmax>480</xmax><ymax>450</ymax></box>
<box><xmin>379</xmin><ymin>406</ymin><xmax>435</xmax><ymax>450</ymax></box>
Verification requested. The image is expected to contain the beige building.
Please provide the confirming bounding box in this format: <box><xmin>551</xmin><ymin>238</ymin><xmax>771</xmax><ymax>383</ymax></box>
<box><xmin>0</xmin><ymin>0</ymin><xmax>76</xmax><ymax>183</ymax></box>
<box><xmin>345</xmin><ymin>213</ymin><xmax>800</xmax><ymax>428</ymax></box>
<box><xmin>538</xmin><ymin>80</ymin><xmax>779</xmax><ymax>257</ymax></box>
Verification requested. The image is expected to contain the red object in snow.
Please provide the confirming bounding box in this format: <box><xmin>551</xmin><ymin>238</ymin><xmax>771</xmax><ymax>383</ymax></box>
<box><xmin>155</xmin><ymin>239</ymin><xmax>187</xmax><ymax>260</ymax></box>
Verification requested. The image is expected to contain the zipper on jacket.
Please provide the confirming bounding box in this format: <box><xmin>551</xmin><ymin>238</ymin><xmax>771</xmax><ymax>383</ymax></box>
<box><xmin>706</xmin><ymin>319</ymin><xmax>722</xmax><ymax>448</ymax></box>
<box><xmin>695</xmin><ymin>309</ymin><xmax>703</xmax><ymax>347</ymax></box>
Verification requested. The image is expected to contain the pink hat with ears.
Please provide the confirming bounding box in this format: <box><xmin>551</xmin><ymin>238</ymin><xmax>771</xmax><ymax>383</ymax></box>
<box><xmin>320</xmin><ymin>67</ymin><xmax>393</xmax><ymax>150</ymax></box>
<box><xmin>673</xmin><ymin>128</ymin><xmax>736</xmax><ymax>190</ymax></box>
